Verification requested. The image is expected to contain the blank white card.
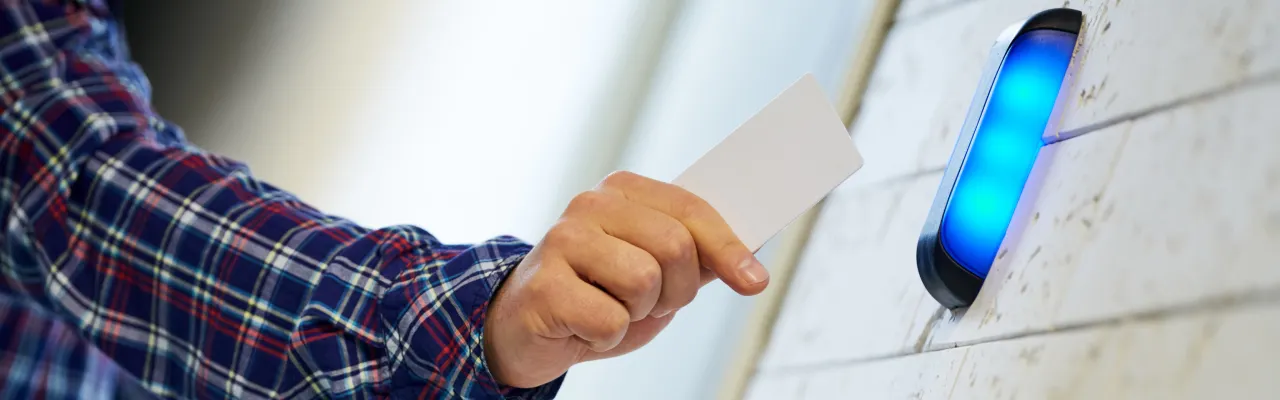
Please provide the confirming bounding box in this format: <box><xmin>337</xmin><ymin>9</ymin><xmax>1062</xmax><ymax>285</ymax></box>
<box><xmin>672</xmin><ymin>74</ymin><xmax>864</xmax><ymax>252</ymax></box>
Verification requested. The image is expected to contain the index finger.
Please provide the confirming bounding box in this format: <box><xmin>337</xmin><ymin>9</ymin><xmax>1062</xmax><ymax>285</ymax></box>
<box><xmin>596</xmin><ymin>171</ymin><xmax>769</xmax><ymax>295</ymax></box>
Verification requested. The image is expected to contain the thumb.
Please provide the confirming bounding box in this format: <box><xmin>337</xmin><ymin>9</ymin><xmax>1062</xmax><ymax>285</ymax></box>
<box><xmin>699</xmin><ymin>239</ymin><xmax>769</xmax><ymax>295</ymax></box>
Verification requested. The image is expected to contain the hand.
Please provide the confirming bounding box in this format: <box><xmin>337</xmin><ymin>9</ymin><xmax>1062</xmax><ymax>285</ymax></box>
<box><xmin>483</xmin><ymin>171</ymin><xmax>770</xmax><ymax>388</ymax></box>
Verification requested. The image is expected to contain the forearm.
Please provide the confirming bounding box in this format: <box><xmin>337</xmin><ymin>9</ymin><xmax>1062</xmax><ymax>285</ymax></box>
<box><xmin>68</xmin><ymin>136</ymin><xmax>551</xmax><ymax>398</ymax></box>
<box><xmin>0</xmin><ymin>1</ymin><xmax>561</xmax><ymax>398</ymax></box>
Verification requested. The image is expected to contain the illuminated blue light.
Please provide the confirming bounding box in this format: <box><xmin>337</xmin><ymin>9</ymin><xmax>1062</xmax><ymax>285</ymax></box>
<box><xmin>940</xmin><ymin>29</ymin><xmax>1075</xmax><ymax>277</ymax></box>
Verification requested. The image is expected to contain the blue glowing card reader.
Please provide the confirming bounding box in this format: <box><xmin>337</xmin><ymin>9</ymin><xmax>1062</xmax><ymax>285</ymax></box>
<box><xmin>917</xmin><ymin>8</ymin><xmax>1083</xmax><ymax>309</ymax></box>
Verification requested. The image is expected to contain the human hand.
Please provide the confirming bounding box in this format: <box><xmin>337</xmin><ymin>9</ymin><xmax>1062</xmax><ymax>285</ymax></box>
<box><xmin>482</xmin><ymin>171</ymin><xmax>769</xmax><ymax>388</ymax></box>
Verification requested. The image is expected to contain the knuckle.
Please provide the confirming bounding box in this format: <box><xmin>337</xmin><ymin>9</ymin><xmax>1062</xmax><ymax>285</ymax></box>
<box><xmin>655</xmin><ymin>224</ymin><xmax>696</xmax><ymax>265</ymax></box>
<box><xmin>601</xmin><ymin>170</ymin><xmax>640</xmax><ymax>189</ymax></box>
<box><xmin>567</xmin><ymin>191</ymin><xmax>609</xmax><ymax>213</ymax></box>
<box><xmin>616</xmin><ymin>258</ymin><xmax>661</xmax><ymax>298</ymax></box>
<box><xmin>600</xmin><ymin>309</ymin><xmax>630</xmax><ymax>337</ymax></box>
<box><xmin>671</xmin><ymin>191</ymin><xmax>709</xmax><ymax>219</ymax></box>
<box><xmin>544</xmin><ymin>220</ymin><xmax>588</xmax><ymax>248</ymax></box>
<box><xmin>629</xmin><ymin>261</ymin><xmax>662</xmax><ymax>296</ymax></box>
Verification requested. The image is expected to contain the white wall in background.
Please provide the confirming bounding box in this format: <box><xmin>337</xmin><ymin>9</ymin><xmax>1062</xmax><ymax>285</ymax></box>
<box><xmin>553</xmin><ymin>1</ymin><xmax>871</xmax><ymax>399</ymax></box>
<box><xmin>189</xmin><ymin>1</ymin><xmax>643</xmax><ymax>244</ymax></box>
<box><xmin>327</xmin><ymin>1</ymin><xmax>644</xmax><ymax>243</ymax></box>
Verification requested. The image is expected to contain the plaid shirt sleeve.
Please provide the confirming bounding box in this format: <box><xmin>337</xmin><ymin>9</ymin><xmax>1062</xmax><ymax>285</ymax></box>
<box><xmin>0</xmin><ymin>1</ymin><xmax>563</xmax><ymax>399</ymax></box>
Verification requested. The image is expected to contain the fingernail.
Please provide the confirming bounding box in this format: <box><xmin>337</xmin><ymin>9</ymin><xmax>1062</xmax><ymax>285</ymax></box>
<box><xmin>653</xmin><ymin>309</ymin><xmax>672</xmax><ymax>318</ymax></box>
<box><xmin>737</xmin><ymin>257</ymin><xmax>769</xmax><ymax>285</ymax></box>
<box><xmin>590</xmin><ymin>342</ymin><xmax>611</xmax><ymax>352</ymax></box>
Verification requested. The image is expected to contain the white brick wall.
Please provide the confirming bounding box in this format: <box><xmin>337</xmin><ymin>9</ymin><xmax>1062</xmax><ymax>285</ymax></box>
<box><xmin>746</xmin><ymin>0</ymin><xmax>1280</xmax><ymax>397</ymax></box>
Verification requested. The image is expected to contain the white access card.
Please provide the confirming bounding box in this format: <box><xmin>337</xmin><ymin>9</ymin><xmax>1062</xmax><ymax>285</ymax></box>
<box><xmin>673</xmin><ymin>74</ymin><xmax>863</xmax><ymax>252</ymax></box>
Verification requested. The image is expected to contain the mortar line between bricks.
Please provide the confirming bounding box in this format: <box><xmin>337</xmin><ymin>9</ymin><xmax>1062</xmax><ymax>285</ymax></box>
<box><xmin>863</xmin><ymin>68</ymin><xmax>1280</xmax><ymax>190</ymax></box>
<box><xmin>754</xmin><ymin>284</ymin><xmax>1280</xmax><ymax>378</ymax></box>
<box><xmin>1050</xmin><ymin>68</ymin><xmax>1280</xmax><ymax>143</ymax></box>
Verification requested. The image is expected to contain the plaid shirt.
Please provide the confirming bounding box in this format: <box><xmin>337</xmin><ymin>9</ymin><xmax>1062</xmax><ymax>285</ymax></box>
<box><xmin>0</xmin><ymin>1</ymin><xmax>563</xmax><ymax>398</ymax></box>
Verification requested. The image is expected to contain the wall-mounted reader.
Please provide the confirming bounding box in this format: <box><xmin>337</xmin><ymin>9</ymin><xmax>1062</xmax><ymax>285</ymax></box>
<box><xmin>917</xmin><ymin>8</ymin><xmax>1083</xmax><ymax>309</ymax></box>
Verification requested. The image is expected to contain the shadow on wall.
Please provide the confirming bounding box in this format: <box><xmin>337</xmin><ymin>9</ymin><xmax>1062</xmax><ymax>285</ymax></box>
<box><xmin>122</xmin><ymin>0</ymin><xmax>282</xmax><ymax>142</ymax></box>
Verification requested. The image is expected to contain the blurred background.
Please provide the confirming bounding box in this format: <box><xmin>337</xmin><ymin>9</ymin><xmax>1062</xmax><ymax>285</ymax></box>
<box><xmin>122</xmin><ymin>1</ymin><xmax>876</xmax><ymax>399</ymax></box>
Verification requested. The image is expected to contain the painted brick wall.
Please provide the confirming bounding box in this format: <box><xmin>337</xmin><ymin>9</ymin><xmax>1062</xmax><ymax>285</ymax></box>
<box><xmin>745</xmin><ymin>0</ymin><xmax>1280</xmax><ymax>397</ymax></box>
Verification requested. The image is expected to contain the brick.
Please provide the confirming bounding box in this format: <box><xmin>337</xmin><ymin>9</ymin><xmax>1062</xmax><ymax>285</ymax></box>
<box><xmin>748</xmin><ymin>304</ymin><xmax>1280</xmax><ymax>399</ymax></box>
<box><xmin>758</xmin><ymin>175</ymin><xmax>943</xmax><ymax>369</ymax></box>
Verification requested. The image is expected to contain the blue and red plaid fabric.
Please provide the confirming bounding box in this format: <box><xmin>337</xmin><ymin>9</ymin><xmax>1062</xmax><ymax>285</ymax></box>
<box><xmin>0</xmin><ymin>1</ymin><xmax>562</xmax><ymax>398</ymax></box>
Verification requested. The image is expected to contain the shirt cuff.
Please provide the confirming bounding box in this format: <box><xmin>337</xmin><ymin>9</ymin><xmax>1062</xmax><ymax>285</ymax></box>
<box><xmin>381</xmin><ymin>236</ymin><xmax>564</xmax><ymax>399</ymax></box>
